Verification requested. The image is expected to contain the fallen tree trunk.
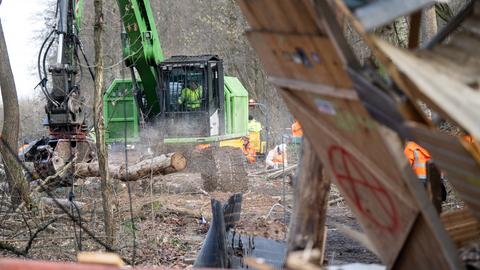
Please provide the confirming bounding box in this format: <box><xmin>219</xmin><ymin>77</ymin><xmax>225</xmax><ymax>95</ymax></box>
<box><xmin>75</xmin><ymin>153</ymin><xmax>186</xmax><ymax>181</ymax></box>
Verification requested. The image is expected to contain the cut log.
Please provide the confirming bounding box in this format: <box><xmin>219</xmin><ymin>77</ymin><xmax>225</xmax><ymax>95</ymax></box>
<box><xmin>75</xmin><ymin>153</ymin><xmax>186</xmax><ymax>181</ymax></box>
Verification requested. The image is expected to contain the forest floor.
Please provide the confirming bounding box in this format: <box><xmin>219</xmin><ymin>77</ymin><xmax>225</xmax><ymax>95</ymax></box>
<box><xmin>0</xmin><ymin>161</ymin><xmax>385</xmax><ymax>268</ymax></box>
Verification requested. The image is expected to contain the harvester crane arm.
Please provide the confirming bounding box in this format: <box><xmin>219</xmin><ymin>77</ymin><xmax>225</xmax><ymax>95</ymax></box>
<box><xmin>115</xmin><ymin>0</ymin><xmax>164</xmax><ymax>117</ymax></box>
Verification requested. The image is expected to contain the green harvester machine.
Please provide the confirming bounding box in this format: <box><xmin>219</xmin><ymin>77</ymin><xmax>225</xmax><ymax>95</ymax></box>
<box><xmin>101</xmin><ymin>0</ymin><xmax>252</xmax><ymax>191</ymax></box>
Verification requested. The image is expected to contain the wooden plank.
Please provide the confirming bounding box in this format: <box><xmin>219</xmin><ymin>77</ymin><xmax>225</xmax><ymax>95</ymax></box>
<box><xmin>236</xmin><ymin>1</ymin><xmax>261</xmax><ymax>29</ymax></box>
<box><xmin>392</xmin><ymin>215</ymin><xmax>458</xmax><ymax>270</ymax></box>
<box><xmin>245</xmin><ymin>32</ymin><xmax>285</xmax><ymax>76</ymax></box>
<box><xmin>279</xmin><ymin>89</ymin><xmax>418</xmax><ymax>266</ymax></box>
<box><xmin>268</xmin><ymin>76</ymin><xmax>356</xmax><ymax>100</ymax></box>
<box><xmin>280</xmin><ymin>0</ymin><xmax>321</xmax><ymax>34</ymax></box>
<box><xmin>238</xmin><ymin>0</ymin><xmax>321</xmax><ymax>34</ymax></box>
<box><xmin>441</xmin><ymin>208</ymin><xmax>480</xmax><ymax>248</ymax></box>
<box><xmin>310</xmin><ymin>36</ymin><xmax>353</xmax><ymax>88</ymax></box>
<box><xmin>313</xmin><ymin>0</ymin><xmax>361</xmax><ymax>70</ymax></box>
<box><xmin>374</xmin><ymin>38</ymin><xmax>480</xmax><ymax>140</ymax></box>
<box><xmin>427</xmin><ymin>162</ymin><xmax>442</xmax><ymax>214</ymax></box>
<box><xmin>238</xmin><ymin>1</ymin><xmax>462</xmax><ymax>269</ymax></box>
<box><xmin>354</xmin><ymin>0</ymin><xmax>435</xmax><ymax>31</ymax></box>
<box><xmin>287</xmin><ymin>139</ymin><xmax>330</xmax><ymax>260</ymax></box>
<box><xmin>463</xmin><ymin>15</ymin><xmax>480</xmax><ymax>36</ymax></box>
<box><xmin>432</xmin><ymin>45</ymin><xmax>480</xmax><ymax>68</ymax></box>
<box><xmin>259</xmin><ymin>0</ymin><xmax>296</xmax><ymax>33</ymax></box>
<box><xmin>246</xmin><ymin>32</ymin><xmax>348</xmax><ymax>87</ymax></box>
<box><xmin>281</xmin><ymin>88</ymin><xmax>462</xmax><ymax>269</ymax></box>
<box><xmin>238</xmin><ymin>0</ymin><xmax>272</xmax><ymax>30</ymax></box>
<box><xmin>408</xmin><ymin>11</ymin><xmax>422</xmax><ymax>49</ymax></box>
<box><xmin>415</xmin><ymin>50</ymin><xmax>479</xmax><ymax>87</ymax></box>
<box><xmin>449</xmin><ymin>31</ymin><xmax>480</xmax><ymax>60</ymax></box>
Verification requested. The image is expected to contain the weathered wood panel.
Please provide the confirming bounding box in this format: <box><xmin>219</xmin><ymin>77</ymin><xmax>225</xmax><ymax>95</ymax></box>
<box><xmin>237</xmin><ymin>0</ymin><xmax>461</xmax><ymax>269</ymax></box>
<box><xmin>442</xmin><ymin>208</ymin><xmax>480</xmax><ymax>248</ymax></box>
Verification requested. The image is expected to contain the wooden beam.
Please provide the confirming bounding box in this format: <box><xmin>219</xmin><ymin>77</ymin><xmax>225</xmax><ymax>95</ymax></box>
<box><xmin>408</xmin><ymin>11</ymin><xmax>422</xmax><ymax>49</ymax></box>
<box><xmin>287</xmin><ymin>138</ymin><xmax>330</xmax><ymax>265</ymax></box>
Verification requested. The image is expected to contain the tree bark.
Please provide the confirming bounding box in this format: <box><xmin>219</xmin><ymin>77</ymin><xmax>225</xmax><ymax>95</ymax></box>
<box><xmin>420</xmin><ymin>5</ymin><xmax>438</xmax><ymax>45</ymax></box>
<box><xmin>75</xmin><ymin>152</ymin><xmax>187</xmax><ymax>180</ymax></box>
<box><xmin>0</xmin><ymin>19</ymin><xmax>30</xmax><ymax>208</ymax></box>
<box><xmin>94</xmin><ymin>0</ymin><xmax>114</xmax><ymax>247</ymax></box>
<box><xmin>287</xmin><ymin>139</ymin><xmax>330</xmax><ymax>265</ymax></box>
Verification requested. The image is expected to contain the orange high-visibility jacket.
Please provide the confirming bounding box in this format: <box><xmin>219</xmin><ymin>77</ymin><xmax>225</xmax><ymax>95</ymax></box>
<box><xmin>18</xmin><ymin>144</ymin><xmax>28</xmax><ymax>154</ymax></box>
<box><xmin>242</xmin><ymin>142</ymin><xmax>256</xmax><ymax>164</ymax></box>
<box><xmin>404</xmin><ymin>141</ymin><xmax>431</xmax><ymax>181</ymax></box>
<box><xmin>292</xmin><ymin>120</ymin><xmax>303</xmax><ymax>137</ymax></box>
<box><xmin>464</xmin><ymin>134</ymin><xmax>474</xmax><ymax>144</ymax></box>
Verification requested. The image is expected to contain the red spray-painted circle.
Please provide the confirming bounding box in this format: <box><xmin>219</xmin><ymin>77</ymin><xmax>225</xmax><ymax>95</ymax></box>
<box><xmin>328</xmin><ymin>145</ymin><xmax>399</xmax><ymax>233</ymax></box>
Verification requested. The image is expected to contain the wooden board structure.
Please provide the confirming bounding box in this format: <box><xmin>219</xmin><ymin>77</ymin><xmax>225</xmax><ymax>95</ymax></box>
<box><xmin>441</xmin><ymin>208</ymin><xmax>480</xmax><ymax>249</ymax></box>
<box><xmin>327</xmin><ymin>0</ymin><xmax>480</xmax><ymax>249</ymax></box>
<box><xmin>338</xmin><ymin>0</ymin><xmax>480</xmax><ymax>224</ymax></box>
<box><xmin>236</xmin><ymin>0</ymin><xmax>460</xmax><ymax>269</ymax></box>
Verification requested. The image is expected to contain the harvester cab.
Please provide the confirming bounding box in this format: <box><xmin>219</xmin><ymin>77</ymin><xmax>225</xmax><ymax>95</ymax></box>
<box><xmin>158</xmin><ymin>55</ymin><xmax>225</xmax><ymax>139</ymax></box>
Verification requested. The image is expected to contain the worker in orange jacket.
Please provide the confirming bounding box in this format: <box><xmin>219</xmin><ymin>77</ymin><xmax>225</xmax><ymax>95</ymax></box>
<box><xmin>291</xmin><ymin>119</ymin><xmax>303</xmax><ymax>144</ymax></box>
<box><xmin>404</xmin><ymin>141</ymin><xmax>430</xmax><ymax>185</ymax></box>
<box><xmin>241</xmin><ymin>136</ymin><xmax>256</xmax><ymax>164</ymax></box>
<box><xmin>266</xmin><ymin>144</ymin><xmax>287</xmax><ymax>169</ymax></box>
<box><xmin>291</xmin><ymin>119</ymin><xmax>303</xmax><ymax>137</ymax></box>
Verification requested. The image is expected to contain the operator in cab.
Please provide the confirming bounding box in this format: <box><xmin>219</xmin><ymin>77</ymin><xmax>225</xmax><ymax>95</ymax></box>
<box><xmin>178</xmin><ymin>81</ymin><xmax>203</xmax><ymax>110</ymax></box>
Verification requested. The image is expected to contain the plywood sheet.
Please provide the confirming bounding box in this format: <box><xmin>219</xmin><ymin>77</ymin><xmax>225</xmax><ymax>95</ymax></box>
<box><xmin>237</xmin><ymin>0</ymin><xmax>322</xmax><ymax>34</ymax></box>
<box><xmin>279</xmin><ymin>89</ymin><xmax>418</xmax><ymax>266</ymax></box>
<box><xmin>236</xmin><ymin>0</ymin><xmax>462</xmax><ymax>268</ymax></box>
<box><xmin>442</xmin><ymin>208</ymin><xmax>480</xmax><ymax>248</ymax></box>
<box><xmin>246</xmin><ymin>32</ymin><xmax>351</xmax><ymax>88</ymax></box>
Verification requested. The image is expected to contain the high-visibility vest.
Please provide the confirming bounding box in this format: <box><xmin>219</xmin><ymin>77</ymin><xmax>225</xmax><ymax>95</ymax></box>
<box><xmin>248</xmin><ymin>119</ymin><xmax>262</xmax><ymax>133</ymax></box>
<box><xmin>464</xmin><ymin>134</ymin><xmax>474</xmax><ymax>144</ymax></box>
<box><xmin>404</xmin><ymin>141</ymin><xmax>430</xmax><ymax>182</ymax></box>
<box><xmin>292</xmin><ymin>120</ymin><xmax>303</xmax><ymax>137</ymax></box>
<box><xmin>18</xmin><ymin>144</ymin><xmax>28</xmax><ymax>154</ymax></box>
<box><xmin>178</xmin><ymin>86</ymin><xmax>202</xmax><ymax>109</ymax></box>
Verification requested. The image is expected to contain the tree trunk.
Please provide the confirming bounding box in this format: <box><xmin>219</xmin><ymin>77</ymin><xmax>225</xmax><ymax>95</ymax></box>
<box><xmin>420</xmin><ymin>5</ymin><xmax>438</xmax><ymax>45</ymax></box>
<box><xmin>94</xmin><ymin>0</ymin><xmax>114</xmax><ymax>247</ymax></box>
<box><xmin>75</xmin><ymin>152</ymin><xmax>187</xmax><ymax>180</ymax></box>
<box><xmin>287</xmin><ymin>139</ymin><xmax>330</xmax><ymax>265</ymax></box>
<box><xmin>0</xmin><ymin>19</ymin><xmax>30</xmax><ymax>208</ymax></box>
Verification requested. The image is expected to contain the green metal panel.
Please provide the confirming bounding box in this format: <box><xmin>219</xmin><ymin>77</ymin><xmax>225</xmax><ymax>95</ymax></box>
<box><xmin>104</xmin><ymin>79</ymin><xmax>140</xmax><ymax>143</ymax></box>
<box><xmin>224</xmin><ymin>76</ymin><xmax>248</xmax><ymax>135</ymax></box>
<box><xmin>224</xmin><ymin>88</ymin><xmax>232</xmax><ymax>134</ymax></box>
<box><xmin>115</xmin><ymin>0</ymin><xmax>164</xmax><ymax>117</ymax></box>
<box><xmin>103</xmin><ymin>75</ymin><xmax>249</xmax><ymax>144</ymax></box>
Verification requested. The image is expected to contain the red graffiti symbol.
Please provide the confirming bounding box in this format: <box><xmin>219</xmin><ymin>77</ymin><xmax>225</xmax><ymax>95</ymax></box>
<box><xmin>328</xmin><ymin>145</ymin><xmax>399</xmax><ymax>233</ymax></box>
